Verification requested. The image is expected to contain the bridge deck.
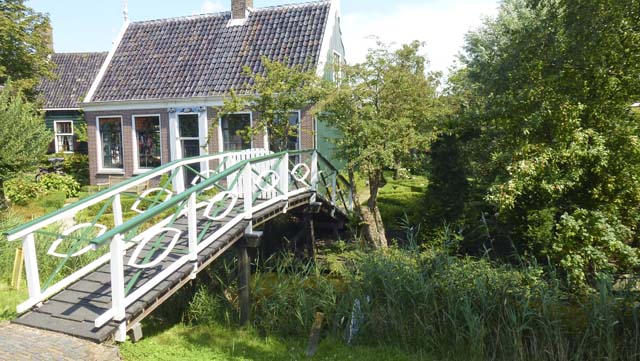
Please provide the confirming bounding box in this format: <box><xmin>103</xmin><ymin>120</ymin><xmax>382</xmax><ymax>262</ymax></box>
<box><xmin>13</xmin><ymin>192</ymin><xmax>320</xmax><ymax>343</ymax></box>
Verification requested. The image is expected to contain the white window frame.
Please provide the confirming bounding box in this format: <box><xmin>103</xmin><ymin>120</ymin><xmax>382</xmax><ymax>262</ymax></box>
<box><xmin>218</xmin><ymin>111</ymin><xmax>254</xmax><ymax>153</ymax></box>
<box><xmin>175</xmin><ymin>112</ymin><xmax>205</xmax><ymax>158</ymax></box>
<box><xmin>96</xmin><ymin>115</ymin><xmax>125</xmax><ymax>174</ymax></box>
<box><xmin>290</xmin><ymin>110</ymin><xmax>302</xmax><ymax>151</ymax></box>
<box><xmin>53</xmin><ymin>120</ymin><xmax>74</xmax><ymax>153</ymax></box>
<box><xmin>264</xmin><ymin>110</ymin><xmax>302</xmax><ymax>151</ymax></box>
<box><xmin>131</xmin><ymin>114</ymin><xmax>163</xmax><ymax>174</ymax></box>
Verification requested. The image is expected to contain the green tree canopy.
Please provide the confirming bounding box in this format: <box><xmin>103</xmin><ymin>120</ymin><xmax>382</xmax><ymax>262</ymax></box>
<box><xmin>0</xmin><ymin>84</ymin><xmax>51</xmax><ymax>205</ymax></box>
<box><xmin>219</xmin><ymin>57</ymin><xmax>324</xmax><ymax>152</ymax></box>
<box><xmin>0</xmin><ymin>0</ymin><xmax>53</xmax><ymax>93</ymax></box>
<box><xmin>318</xmin><ymin>41</ymin><xmax>440</xmax><ymax>248</ymax></box>
<box><xmin>454</xmin><ymin>0</ymin><xmax>640</xmax><ymax>286</ymax></box>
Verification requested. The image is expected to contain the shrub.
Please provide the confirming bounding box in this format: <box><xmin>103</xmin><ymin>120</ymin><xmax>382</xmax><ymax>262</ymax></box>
<box><xmin>38</xmin><ymin>173</ymin><xmax>80</xmax><ymax>198</ymax></box>
<box><xmin>4</xmin><ymin>176</ymin><xmax>44</xmax><ymax>205</ymax></box>
<box><xmin>60</xmin><ymin>153</ymin><xmax>89</xmax><ymax>185</ymax></box>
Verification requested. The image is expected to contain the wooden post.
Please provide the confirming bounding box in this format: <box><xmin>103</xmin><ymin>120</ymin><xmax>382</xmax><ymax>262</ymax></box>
<box><xmin>11</xmin><ymin>248</ymin><xmax>23</xmax><ymax>290</ymax></box>
<box><xmin>303</xmin><ymin>214</ymin><xmax>316</xmax><ymax>259</ymax></box>
<box><xmin>238</xmin><ymin>243</ymin><xmax>250</xmax><ymax>326</ymax></box>
<box><xmin>306</xmin><ymin>312</ymin><xmax>325</xmax><ymax>357</ymax></box>
<box><xmin>237</xmin><ymin>232</ymin><xmax>262</xmax><ymax>326</ymax></box>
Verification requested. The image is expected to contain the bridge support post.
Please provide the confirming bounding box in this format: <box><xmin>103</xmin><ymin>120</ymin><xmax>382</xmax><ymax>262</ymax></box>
<box><xmin>238</xmin><ymin>232</ymin><xmax>262</xmax><ymax>326</ymax></box>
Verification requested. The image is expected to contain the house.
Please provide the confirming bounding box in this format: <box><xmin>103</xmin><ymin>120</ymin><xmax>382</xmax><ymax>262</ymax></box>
<box><xmin>81</xmin><ymin>0</ymin><xmax>345</xmax><ymax>186</ymax></box>
<box><xmin>38</xmin><ymin>52</ymin><xmax>107</xmax><ymax>154</ymax></box>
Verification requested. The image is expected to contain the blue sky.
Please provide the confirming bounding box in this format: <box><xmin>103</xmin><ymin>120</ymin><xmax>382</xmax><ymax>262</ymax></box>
<box><xmin>27</xmin><ymin>0</ymin><xmax>499</xmax><ymax>74</ymax></box>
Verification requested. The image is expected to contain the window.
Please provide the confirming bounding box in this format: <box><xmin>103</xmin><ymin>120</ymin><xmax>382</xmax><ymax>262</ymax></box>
<box><xmin>54</xmin><ymin>121</ymin><xmax>74</xmax><ymax>153</ymax></box>
<box><xmin>133</xmin><ymin>115</ymin><xmax>161</xmax><ymax>169</ymax></box>
<box><xmin>97</xmin><ymin>117</ymin><xmax>123</xmax><ymax>170</ymax></box>
<box><xmin>269</xmin><ymin>111</ymin><xmax>300</xmax><ymax>152</ymax></box>
<box><xmin>221</xmin><ymin>113</ymin><xmax>251</xmax><ymax>151</ymax></box>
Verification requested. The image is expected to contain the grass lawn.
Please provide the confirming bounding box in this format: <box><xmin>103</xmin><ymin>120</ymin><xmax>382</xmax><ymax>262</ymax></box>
<box><xmin>120</xmin><ymin>321</ymin><xmax>430</xmax><ymax>361</ymax></box>
<box><xmin>355</xmin><ymin>171</ymin><xmax>427</xmax><ymax>232</ymax></box>
<box><xmin>0</xmin><ymin>282</ymin><xmax>26</xmax><ymax>321</ymax></box>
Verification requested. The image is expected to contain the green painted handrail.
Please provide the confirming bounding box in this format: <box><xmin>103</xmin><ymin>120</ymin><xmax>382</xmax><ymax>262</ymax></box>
<box><xmin>4</xmin><ymin>149</ymin><xmax>244</xmax><ymax>238</ymax></box>
<box><xmin>5</xmin><ymin>148</ymin><xmax>349</xmax><ymax>246</ymax></box>
<box><xmin>88</xmin><ymin>149</ymin><xmax>318</xmax><ymax>247</ymax></box>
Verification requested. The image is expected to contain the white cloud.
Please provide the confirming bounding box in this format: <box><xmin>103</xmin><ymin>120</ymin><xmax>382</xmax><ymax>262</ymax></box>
<box><xmin>341</xmin><ymin>0</ymin><xmax>500</xmax><ymax>75</ymax></box>
<box><xmin>200</xmin><ymin>0</ymin><xmax>225</xmax><ymax>13</ymax></box>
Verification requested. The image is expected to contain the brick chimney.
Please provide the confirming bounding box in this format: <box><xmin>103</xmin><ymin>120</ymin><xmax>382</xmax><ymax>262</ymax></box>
<box><xmin>231</xmin><ymin>0</ymin><xmax>253</xmax><ymax>20</ymax></box>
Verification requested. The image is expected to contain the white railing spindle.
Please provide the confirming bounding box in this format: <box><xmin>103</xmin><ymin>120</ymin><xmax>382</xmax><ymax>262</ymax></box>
<box><xmin>310</xmin><ymin>151</ymin><xmax>319</xmax><ymax>202</ymax></box>
<box><xmin>331</xmin><ymin>172</ymin><xmax>337</xmax><ymax>206</ymax></box>
<box><xmin>188</xmin><ymin>192</ymin><xmax>198</xmax><ymax>262</ymax></box>
<box><xmin>279</xmin><ymin>152</ymin><xmax>289</xmax><ymax>199</ymax></box>
<box><xmin>110</xmin><ymin>194</ymin><xmax>126</xmax><ymax>327</ymax></box>
<box><xmin>22</xmin><ymin>233</ymin><xmax>41</xmax><ymax>300</ymax></box>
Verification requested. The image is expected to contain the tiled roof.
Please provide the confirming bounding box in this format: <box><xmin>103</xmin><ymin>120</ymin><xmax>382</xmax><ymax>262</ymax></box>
<box><xmin>91</xmin><ymin>1</ymin><xmax>330</xmax><ymax>102</ymax></box>
<box><xmin>39</xmin><ymin>52</ymin><xmax>107</xmax><ymax>109</ymax></box>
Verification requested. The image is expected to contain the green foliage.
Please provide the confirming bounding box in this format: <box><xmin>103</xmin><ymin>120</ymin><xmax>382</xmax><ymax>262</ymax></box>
<box><xmin>118</xmin><ymin>322</ymin><xmax>424</xmax><ymax>361</ymax></box>
<box><xmin>0</xmin><ymin>0</ymin><xmax>53</xmax><ymax>93</ymax></box>
<box><xmin>318</xmin><ymin>41</ymin><xmax>439</xmax><ymax>179</ymax></box>
<box><xmin>251</xmin><ymin>254</ymin><xmax>342</xmax><ymax>337</ymax></box>
<box><xmin>4</xmin><ymin>176</ymin><xmax>44</xmax><ymax>205</ymax></box>
<box><xmin>59</xmin><ymin>153</ymin><xmax>89</xmax><ymax>185</ymax></box>
<box><xmin>4</xmin><ymin>173</ymin><xmax>77</xmax><ymax>206</ymax></box>
<box><xmin>219</xmin><ymin>57</ymin><xmax>323</xmax><ymax>152</ymax></box>
<box><xmin>318</xmin><ymin>41</ymin><xmax>441</xmax><ymax>247</ymax></box>
<box><xmin>423</xmin><ymin>134</ymin><xmax>469</xmax><ymax>236</ymax></box>
<box><xmin>170</xmin><ymin>243</ymin><xmax>640</xmax><ymax>360</ymax></box>
<box><xmin>38</xmin><ymin>173</ymin><xmax>80</xmax><ymax>198</ymax></box>
<box><xmin>0</xmin><ymin>84</ymin><xmax>51</xmax><ymax>180</ymax></box>
<box><xmin>448</xmin><ymin>0</ymin><xmax>640</xmax><ymax>286</ymax></box>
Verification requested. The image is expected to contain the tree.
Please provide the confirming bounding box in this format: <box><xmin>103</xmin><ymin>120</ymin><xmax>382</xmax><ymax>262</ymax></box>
<box><xmin>219</xmin><ymin>57</ymin><xmax>324</xmax><ymax>152</ymax></box>
<box><xmin>0</xmin><ymin>0</ymin><xmax>52</xmax><ymax>93</ymax></box>
<box><xmin>0</xmin><ymin>84</ymin><xmax>51</xmax><ymax>206</ymax></box>
<box><xmin>318</xmin><ymin>41</ymin><xmax>440</xmax><ymax>248</ymax></box>
<box><xmin>456</xmin><ymin>0</ymin><xmax>640</xmax><ymax>286</ymax></box>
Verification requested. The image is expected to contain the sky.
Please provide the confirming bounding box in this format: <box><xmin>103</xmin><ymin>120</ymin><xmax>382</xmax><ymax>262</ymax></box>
<box><xmin>27</xmin><ymin>0</ymin><xmax>500</xmax><ymax>75</ymax></box>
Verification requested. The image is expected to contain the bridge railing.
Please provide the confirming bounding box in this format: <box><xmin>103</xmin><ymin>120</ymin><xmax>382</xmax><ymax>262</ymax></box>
<box><xmin>5</xmin><ymin>148</ymin><xmax>351</xmax><ymax>336</ymax></box>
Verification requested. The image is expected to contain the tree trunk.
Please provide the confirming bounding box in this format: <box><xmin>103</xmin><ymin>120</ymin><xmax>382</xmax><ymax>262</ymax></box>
<box><xmin>0</xmin><ymin>177</ymin><xmax>6</xmax><ymax>210</ymax></box>
<box><xmin>360</xmin><ymin>171</ymin><xmax>388</xmax><ymax>249</ymax></box>
<box><xmin>346</xmin><ymin>168</ymin><xmax>388</xmax><ymax>249</ymax></box>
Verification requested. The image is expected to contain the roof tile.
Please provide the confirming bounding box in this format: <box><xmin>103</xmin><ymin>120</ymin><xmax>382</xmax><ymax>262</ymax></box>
<box><xmin>38</xmin><ymin>52</ymin><xmax>107</xmax><ymax>109</ymax></box>
<box><xmin>92</xmin><ymin>1</ymin><xmax>330</xmax><ymax>102</ymax></box>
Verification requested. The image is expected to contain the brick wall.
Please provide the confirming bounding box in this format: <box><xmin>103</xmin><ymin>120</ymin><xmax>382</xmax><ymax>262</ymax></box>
<box><xmin>86</xmin><ymin>106</ymin><xmax>317</xmax><ymax>185</ymax></box>
<box><xmin>86</xmin><ymin>109</ymin><xmax>169</xmax><ymax>185</ymax></box>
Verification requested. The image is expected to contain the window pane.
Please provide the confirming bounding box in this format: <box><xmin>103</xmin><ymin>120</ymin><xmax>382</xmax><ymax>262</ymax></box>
<box><xmin>269</xmin><ymin>112</ymin><xmax>300</xmax><ymax>152</ymax></box>
<box><xmin>99</xmin><ymin>118</ymin><xmax>123</xmax><ymax>169</ymax></box>
<box><xmin>221</xmin><ymin>114</ymin><xmax>251</xmax><ymax>151</ymax></box>
<box><xmin>135</xmin><ymin>116</ymin><xmax>161</xmax><ymax>168</ymax></box>
<box><xmin>56</xmin><ymin>121</ymin><xmax>72</xmax><ymax>134</ymax></box>
<box><xmin>54</xmin><ymin>121</ymin><xmax>74</xmax><ymax>152</ymax></box>
<box><xmin>56</xmin><ymin>135</ymin><xmax>74</xmax><ymax>152</ymax></box>
<box><xmin>179</xmin><ymin>114</ymin><xmax>199</xmax><ymax>138</ymax></box>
